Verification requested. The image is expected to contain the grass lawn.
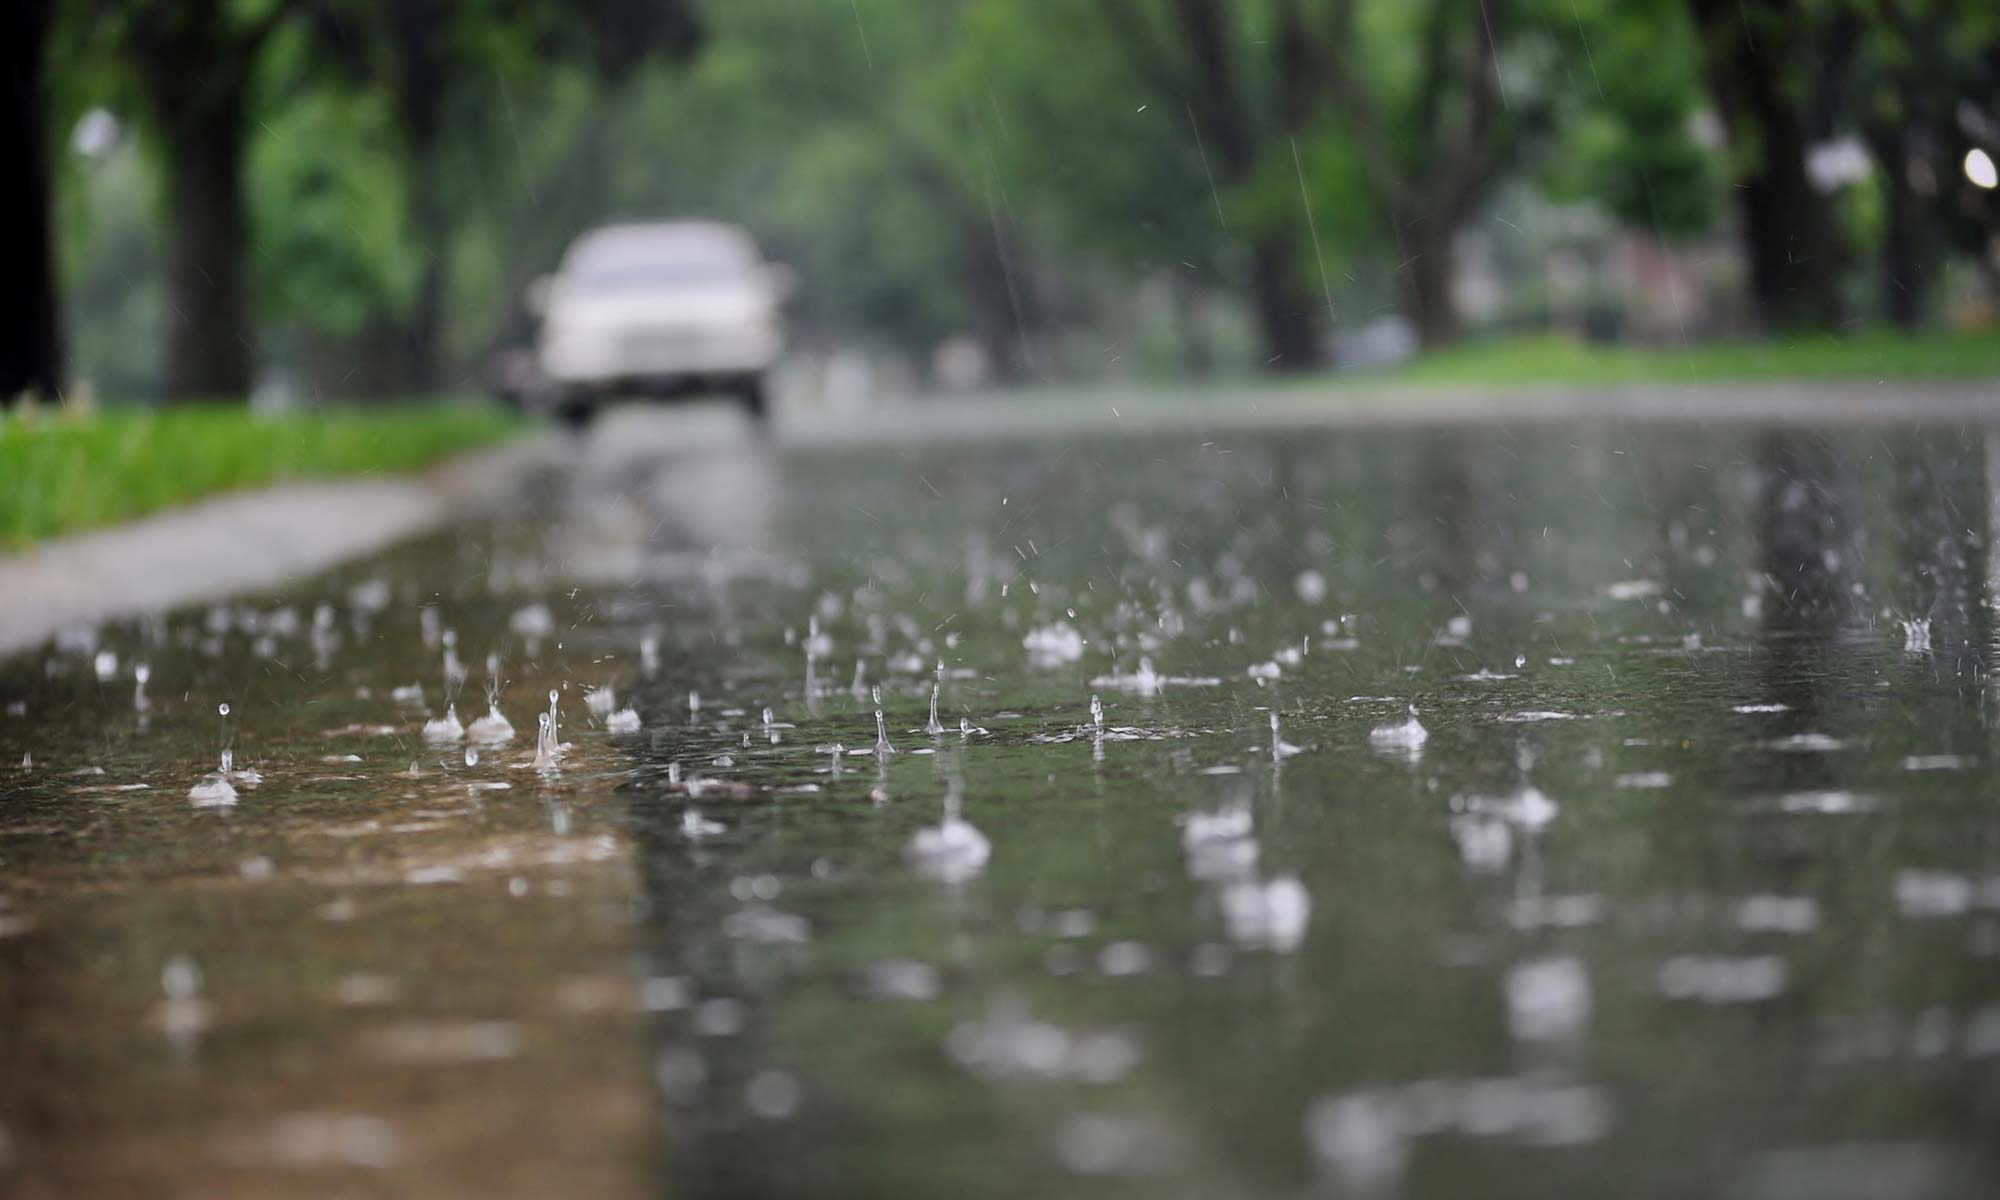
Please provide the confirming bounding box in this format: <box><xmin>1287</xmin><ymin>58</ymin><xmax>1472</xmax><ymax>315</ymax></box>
<box><xmin>1387</xmin><ymin>329</ymin><xmax>2000</xmax><ymax>386</ymax></box>
<box><xmin>0</xmin><ymin>402</ymin><xmax>521</xmax><ymax>549</ymax></box>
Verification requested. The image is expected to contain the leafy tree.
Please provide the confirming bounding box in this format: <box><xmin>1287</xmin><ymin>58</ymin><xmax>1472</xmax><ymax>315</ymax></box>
<box><xmin>59</xmin><ymin>0</ymin><xmax>311</xmax><ymax>399</ymax></box>
<box><xmin>1321</xmin><ymin>0</ymin><xmax>1570</xmax><ymax>347</ymax></box>
<box><xmin>1539</xmin><ymin>0</ymin><xmax>1718</xmax><ymax>240</ymax></box>
<box><xmin>52</xmin><ymin>0</ymin><xmax>699</xmax><ymax>401</ymax></box>
<box><xmin>304</xmin><ymin>0</ymin><xmax>700</xmax><ymax>388</ymax></box>
<box><xmin>669</xmin><ymin>0</ymin><xmax>1051</xmax><ymax>379</ymax></box>
<box><xmin>1683</xmin><ymin>0</ymin><xmax>1851</xmax><ymax>331</ymax></box>
<box><xmin>1829</xmin><ymin>0</ymin><xmax>2000</xmax><ymax>325</ymax></box>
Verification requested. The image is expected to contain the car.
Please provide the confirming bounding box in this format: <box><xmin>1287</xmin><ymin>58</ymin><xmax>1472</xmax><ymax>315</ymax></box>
<box><xmin>529</xmin><ymin>221</ymin><xmax>791</xmax><ymax>426</ymax></box>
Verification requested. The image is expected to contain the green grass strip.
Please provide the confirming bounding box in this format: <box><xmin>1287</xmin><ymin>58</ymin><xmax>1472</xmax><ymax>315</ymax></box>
<box><xmin>0</xmin><ymin>403</ymin><xmax>521</xmax><ymax>549</ymax></box>
<box><xmin>1389</xmin><ymin>329</ymin><xmax>2000</xmax><ymax>386</ymax></box>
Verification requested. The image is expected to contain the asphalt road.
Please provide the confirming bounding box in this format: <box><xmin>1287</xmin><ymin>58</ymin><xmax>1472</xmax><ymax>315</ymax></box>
<box><xmin>4</xmin><ymin>395</ymin><xmax>2000</xmax><ymax>1198</ymax></box>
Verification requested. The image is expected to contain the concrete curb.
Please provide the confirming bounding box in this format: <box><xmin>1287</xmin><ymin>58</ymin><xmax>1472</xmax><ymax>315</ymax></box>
<box><xmin>780</xmin><ymin>380</ymin><xmax>2000</xmax><ymax>447</ymax></box>
<box><xmin>0</xmin><ymin>433</ymin><xmax>557</xmax><ymax>657</ymax></box>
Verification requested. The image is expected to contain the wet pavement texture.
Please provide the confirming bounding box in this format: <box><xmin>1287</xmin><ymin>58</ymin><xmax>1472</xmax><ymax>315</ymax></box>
<box><xmin>4</xmin><ymin>407</ymin><xmax>2000</xmax><ymax>1198</ymax></box>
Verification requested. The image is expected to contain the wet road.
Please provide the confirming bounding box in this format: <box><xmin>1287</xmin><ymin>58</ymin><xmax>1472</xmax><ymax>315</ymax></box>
<box><xmin>4</xmin><ymin>403</ymin><xmax>2000</xmax><ymax>1197</ymax></box>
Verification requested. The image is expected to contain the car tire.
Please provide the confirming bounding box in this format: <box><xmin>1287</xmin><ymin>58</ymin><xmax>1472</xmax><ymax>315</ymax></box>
<box><xmin>736</xmin><ymin>375</ymin><xmax>769</xmax><ymax>423</ymax></box>
<box><xmin>555</xmin><ymin>389</ymin><xmax>598</xmax><ymax>431</ymax></box>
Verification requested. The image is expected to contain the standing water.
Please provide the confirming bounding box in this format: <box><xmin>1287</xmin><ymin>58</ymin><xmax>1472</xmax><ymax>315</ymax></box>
<box><xmin>6</xmin><ymin>420</ymin><xmax>2000</xmax><ymax>1199</ymax></box>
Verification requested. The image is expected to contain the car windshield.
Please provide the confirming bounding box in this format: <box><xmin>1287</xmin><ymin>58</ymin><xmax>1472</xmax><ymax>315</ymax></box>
<box><xmin>564</xmin><ymin>229</ymin><xmax>755</xmax><ymax>288</ymax></box>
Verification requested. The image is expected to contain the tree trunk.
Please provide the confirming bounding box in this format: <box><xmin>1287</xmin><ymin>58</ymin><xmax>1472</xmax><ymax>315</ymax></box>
<box><xmin>399</xmin><ymin>151</ymin><xmax>449</xmax><ymax>391</ymax></box>
<box><xmin>405</xmin><ymin>231</ymin><xmax>447</xmax><ymax>390</ymax></box>
<box><xmin>961</xmin><ymin>210</ymin><xmax>1035</xmax><ymax>383</ymax></box>
<box><xmin>1</xmin><ymin>0</ymin><xmax>62</xmax><ymax>402</ymax></box>
<box><xmin>1401</xmin><ymin>225</ymin><xmax>1460</xmax><ymax>349</ymax></box>
<box><xmin>394</xmin><ymin>0</ymin><xmax>448</xmax><ymax>392</ymax></box>
<box><xmin>1171</xmin><ymin>275</ymin><xmax>1214</xmax><ymax>377</ymax></box>
<box><xmin>1248</xmin><ymin>236</ymin><xmax>1318</xmax><ymax>370</ymax></box>
<box><xmin>1868</xmin><ymin>127</ymin><xmax>1922</xmax><ymax>328</ymax></box>
<box><xmin>157</xmin><ymin>70</ymin><xmax>254</xmax><ymax>399</ymax></box>
<box><xmin>1879</xmin><ymin>167</ymin><xmax>1919</xmax><ymax>329</ymax></box>
<box><xmin>1687</xmin><ymin>0</ymin><xmax>1845</xmax><ymax>332</ymax></box>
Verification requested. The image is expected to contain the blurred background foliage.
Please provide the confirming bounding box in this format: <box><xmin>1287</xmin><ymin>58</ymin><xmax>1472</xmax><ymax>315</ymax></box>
<box><xmin>7</xmin><ymin>0</ymin><xmax>2000</xmax><ymax>403</ymax></box>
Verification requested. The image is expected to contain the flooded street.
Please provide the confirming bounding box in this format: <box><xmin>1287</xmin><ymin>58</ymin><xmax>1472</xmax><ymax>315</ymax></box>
<box><xmin>5</xmin><ymin>405</ymin><xmax>2000</xmax><ymax>1198</ymax></box>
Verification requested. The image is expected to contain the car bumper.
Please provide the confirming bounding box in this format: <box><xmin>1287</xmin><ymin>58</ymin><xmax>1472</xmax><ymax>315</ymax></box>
<box><xmin>540</xmin><ymin>328</ymin><xmax>781</xmax><ymax>384</ymax></box>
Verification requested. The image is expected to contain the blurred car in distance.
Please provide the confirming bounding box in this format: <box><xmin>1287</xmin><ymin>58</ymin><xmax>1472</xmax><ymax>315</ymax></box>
<box><xmin>527</xmin><ymin>221</ymin><xmax>791</xmax><ymax>425</ymax></box>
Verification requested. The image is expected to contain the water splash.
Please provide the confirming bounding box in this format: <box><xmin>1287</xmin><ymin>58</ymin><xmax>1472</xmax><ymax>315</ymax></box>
<box><xmin>442</xmin><ymin>628</ymin><xmax>467</xmax><ymax>689</ymax></box>
<box><xmin>1270</xmin><ymin>711</ymin><xmax>1303</xmax><ymax>759</ymax></box>
<box><xmin>464</xmin><ymin>655</ymin><xmax>513</xmax><ymax>742</ymax></box>
<box><xmin>1369</xmin><ymin>704</ymin><xmax>1428</xmax><ymax>753</ymax></box>
<box><xmin>468</xmin><ymin>703</ymin><xmax>514</xmax><ymax>744</ymax></box>
<box><xmin>534</xmin><ymin>690</ymin><xmax>561</xmax><ymax>770</ymax></box>
<box><xmin>1023</xmin><ymin>621</ymin><xmax>1085</xmax><ymax>667</ymax></box>
<box><xmin>907</xmin><ymin>785</ymin><xmax>989</xmax><ymax>882</ymax></box>
<box><xmin>1457</xmin><ymin>782</ymin><xmax>1559</xmax><ymax>831</ymax></box>
<box><xmin>874</xmin><ymin>704</ymin><xmax>897</xmax><ymax>757</ymax></box>
<box><xmin>926</xmin><ymin>685</ymin><xmax>946</xmax><ymax>737</ymax></box>
<box><xmin>1220</xmin><ymin>876</ymin><xmax>1311</xmax><ymax>951</ymax></box>
<box><xmin>154</xmin><ymin>953</ymin><xmax>213</xmax><ymax>1049</ymax></box>
<box><xmin>1089</xmin><ymin>654</ymin><xmax>1206</xmax><ymax>696</ymax></box>
<box><xmin>190</xmin><ymin>701</ymin><xmax>245</xmax><ymax>804</ymax></box>
<box><xmin>422</xmin><ymin>706</ymin><xmax>465</xmax><ymax>743</ymax></box>
<box><xmin>681</xmin><ymin>809</ymin><xmax>726</xmax><ymax>839</ymax></box>
<box><xmin>1507</xmin><ymin>956</ymin><xmax>1592</xmax><ymax>1042</ymax></box>
<box><xmin>509</xmin><ymin>603</ymin><xmax>554</xmax><ymax>640</ymax></box>
<box><xmin>188</xmin><ymin>772</ymin><xmax>238</xmax><ymax>807</ymax></box>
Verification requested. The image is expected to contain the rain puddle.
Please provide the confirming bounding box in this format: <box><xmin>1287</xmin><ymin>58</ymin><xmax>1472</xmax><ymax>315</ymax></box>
<box><xmin>3</xmin><ymin>419</ymin><xmax>1999</xmax><ymax>1198</ymax></box>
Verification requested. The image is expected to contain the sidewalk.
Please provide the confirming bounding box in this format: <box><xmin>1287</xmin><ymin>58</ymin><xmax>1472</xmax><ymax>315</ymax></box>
<box><xmin>0</xmin><ymin>434</ymin><xmax>554</xmax><ymax>656</ymax></box>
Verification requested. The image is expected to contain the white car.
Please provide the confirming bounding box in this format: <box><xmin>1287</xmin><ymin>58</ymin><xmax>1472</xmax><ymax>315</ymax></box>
<box><xmin>531</xmin><ymin>222</ymin><xmax>790</xmax><ymax>425</ymax></box>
